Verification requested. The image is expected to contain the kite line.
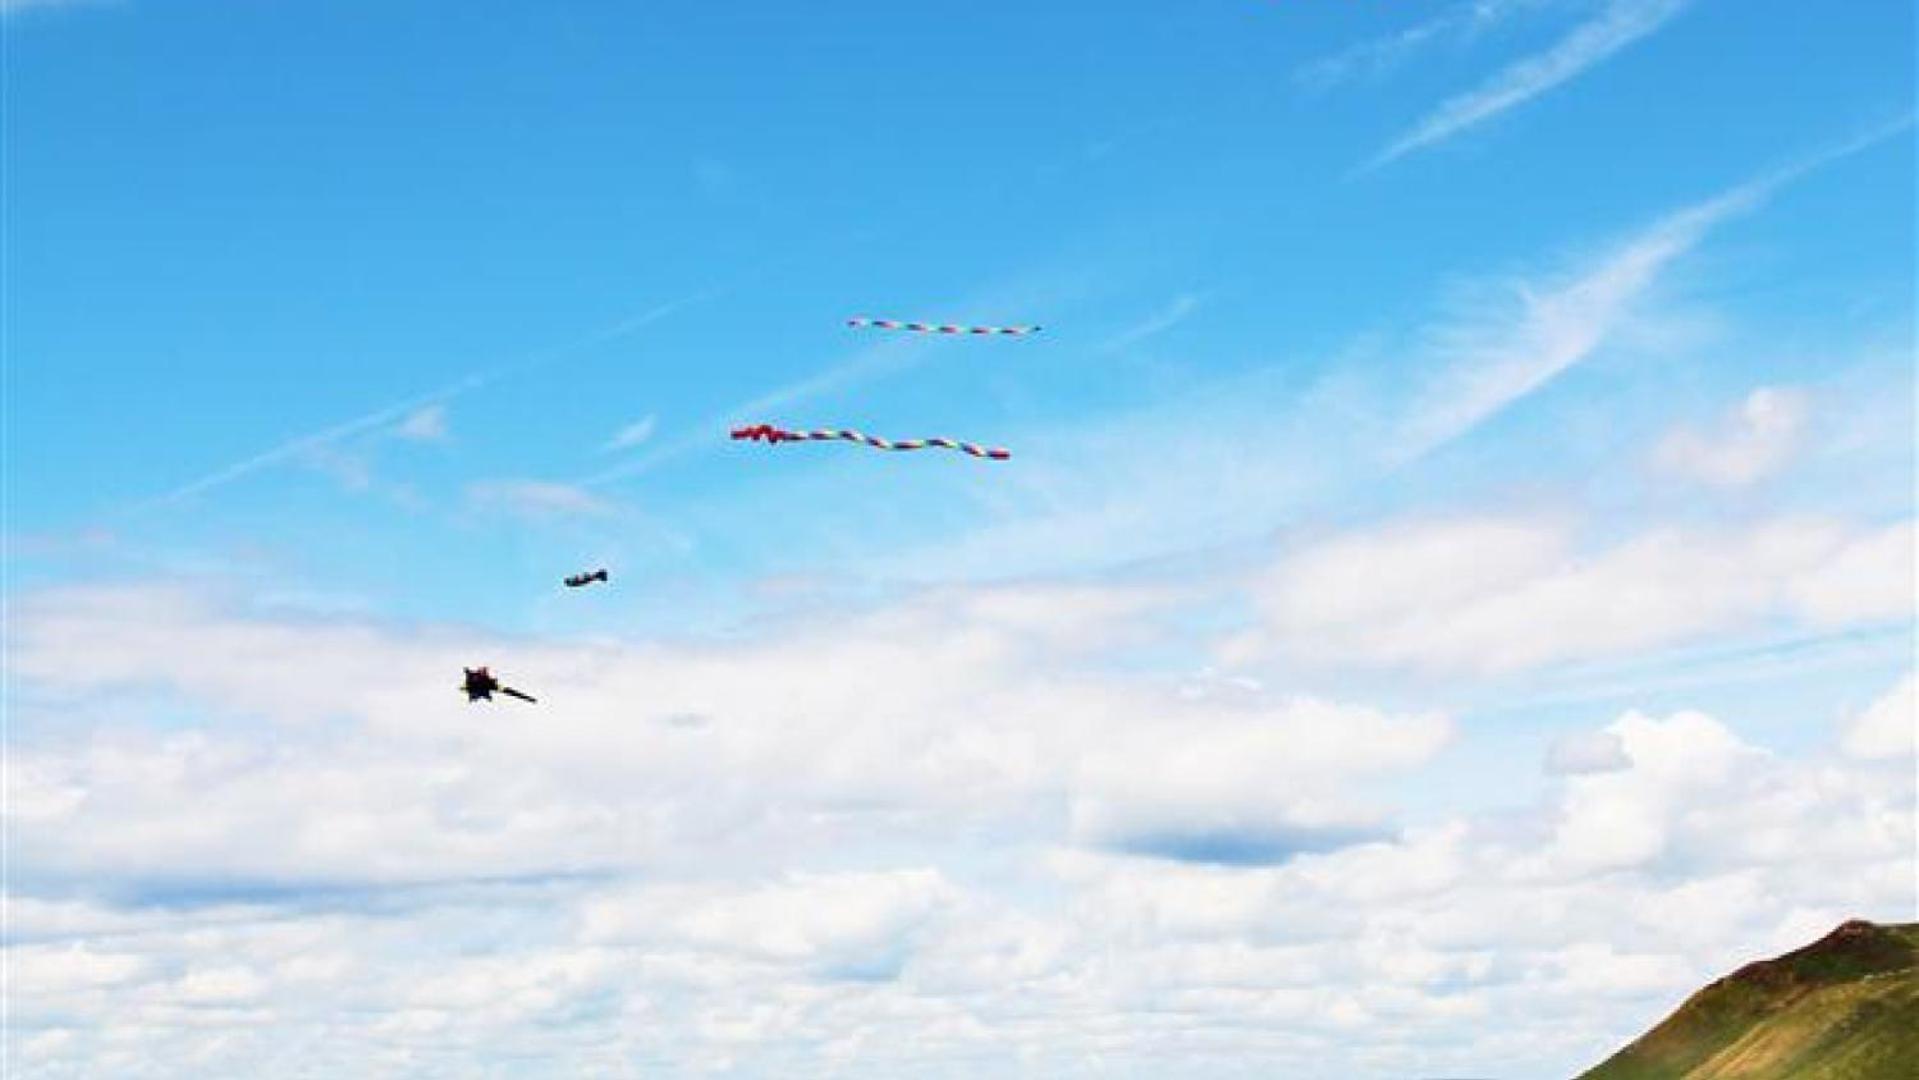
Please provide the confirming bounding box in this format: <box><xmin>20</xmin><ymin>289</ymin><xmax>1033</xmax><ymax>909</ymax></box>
<box><xmin>731</xmin><ymin>423</ymin><xmax>1010</xmax><ymax>461</ymax></box>
<box><xmin>847</xmin><ymin>317</ymin><xmax>1040</xmax><ymax>336</ymax></box>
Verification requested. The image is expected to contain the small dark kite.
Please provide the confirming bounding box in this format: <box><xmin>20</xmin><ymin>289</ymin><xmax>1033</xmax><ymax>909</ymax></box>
<box><xmin>461</xmin><ymin>666</ymin><xmax>537</xmax><ymax>704</ymax></box>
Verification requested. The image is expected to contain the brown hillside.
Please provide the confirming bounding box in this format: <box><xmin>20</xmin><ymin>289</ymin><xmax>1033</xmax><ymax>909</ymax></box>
<box><xmin>1577</xmin><ymin>919</ymin><xmax>1919</xmax><ymax>1080</ymax></box>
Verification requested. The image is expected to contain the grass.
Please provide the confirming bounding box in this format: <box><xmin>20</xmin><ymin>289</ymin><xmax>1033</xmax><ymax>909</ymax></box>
<box><xmin>1578</xmin><ymin>921</ymin><xmax>1919</xmax><ymax>1080</ymax></box>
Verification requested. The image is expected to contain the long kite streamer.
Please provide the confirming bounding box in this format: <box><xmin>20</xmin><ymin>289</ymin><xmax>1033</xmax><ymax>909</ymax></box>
<box><xmin>732</xmin><ymin>423</ymin><xmax>1010</xmax><ymax>461</ymax></box>
<box><xmin>847</xmin><ymin>316</ymin><xmax>1039</xmax><ymax>336</ymax></box>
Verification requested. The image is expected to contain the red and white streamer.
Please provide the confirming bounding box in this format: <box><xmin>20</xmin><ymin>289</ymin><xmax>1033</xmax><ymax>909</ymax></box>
<box><xmin>846</xmin><ymin>317</ymin><xmax>1039</xmax><ymax>336</ymax></box>
<box><xmin>731</xmin><ymin>423</ymin><xmax>1010</xmax><ymax>461</ymax></box>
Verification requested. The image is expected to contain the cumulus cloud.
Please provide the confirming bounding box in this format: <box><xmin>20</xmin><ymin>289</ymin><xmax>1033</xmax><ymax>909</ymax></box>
<box><xmin>1653</xmin><ymin>387</ymin><xmax>1808</xmax><ymax>486</ymax></box>
<box><xmin>1055</xmin><ymin>704</ymin><xmax>1910</xmax><ymax>965</ymax></box>
<box><xmin>581</xmin><ymin>870</ymin><xmax>957</xmax><ymax>979</ymax></box>
<box><xmin>6</xmin><ymin>575</ymin><xmax>1913</xmax><ymax>1076</ymax></box>
<box><xmin>1842</xmin><ymin>672</ymin><xmax>1915</xmax><ymax>760</ymax></box>
<box><xmin>1535</xmin><ymin>709</ymin><xmax>1754</xmax><ymax>875</ymax></box>
<box><xmin>1546</xmin><ymin>728</ymin><xmax>1632</xmax><ymax>774</ymax></box>
<box><xmin>5</xmin><ymin>577</ymin><xmax>1910</xmax><ymax>1077</ymax></box>
<box><xmin>1229</xmin><ymin>513</ymin><xmax>1916</xmax><ymax>674</ymax></box>
<box><xmin>1072</xmin><ymin>697</ymin><xmax>1452</xmax><ymax>864</ymax></box>
<box><xmin>3</xmin><ymin>580</ymin><xmax>1434</xmax><ymax>898</ymax></box>
<box><xmin>1786</xmin><ymin>520</ymin><xmax>1917</xmax><ymax>627</ymax></box>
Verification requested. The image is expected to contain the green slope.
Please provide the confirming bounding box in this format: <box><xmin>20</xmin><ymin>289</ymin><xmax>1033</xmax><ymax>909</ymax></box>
<box><xmin>1578</xmin><ymin>920</ymin><xmax>1919</xmax><ymax>1080</ymax></box>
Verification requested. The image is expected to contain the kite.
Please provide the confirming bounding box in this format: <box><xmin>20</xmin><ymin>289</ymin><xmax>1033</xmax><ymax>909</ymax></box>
<box><xmin>461</xmin><ymin>666</ymin><xmax>537</xmax><ymax>704</ymax></box>
<box><xmin>731</xmin><ymin>423</ymin><xmax>1010</xmax><ymax>461</ymax></box>
<box><xmin>564</xmin><ymin>568</ymin><xmax>609</xmax><ymax>588</ymax></box>
<box><xmin>846</xmin><ymin>317</ymin><xmax>1039</xmax><ymax>336</ymax></box>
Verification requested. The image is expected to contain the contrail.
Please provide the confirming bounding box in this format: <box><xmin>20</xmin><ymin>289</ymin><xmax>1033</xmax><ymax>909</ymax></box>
<box><xmin>120</xmin><ymin>284</ymin><xmax>729</xmax><ymax>516</ymax></box>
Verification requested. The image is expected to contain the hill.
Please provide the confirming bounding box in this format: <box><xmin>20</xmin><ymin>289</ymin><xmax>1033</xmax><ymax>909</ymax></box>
<box><xmin>1577</xmin><ymin>919</ymin><xmax>1919</xmax><ymax>1080</ymax></box>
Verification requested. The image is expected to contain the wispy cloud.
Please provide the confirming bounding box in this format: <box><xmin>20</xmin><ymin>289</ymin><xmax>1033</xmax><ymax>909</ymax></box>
<box><xmin>1297</xmin><ymin>0</ymin><xmax>1554</xmax><ymax>91</ymax></box>
<box><xmin>580</xmin><ymin>276</ymin><xmax>1076</xmax><ymax>489</ymax></box>
<box><xmin>297</xmin><ymin>443</ymin><xmax>375</xmax><ymax>493</ymax></box>
<box><xmin>123</xmin><ymin>285</ymin><xmax>726</xmax><ymax>515</ymax></box>
<box><xmin>466</xmin><ymin>479</ymin><xmax>615</xmax><ymax>519</ymax></box>
<box><xmin>1394</xmin><ymin>119</ymin><xmax>1909</xmax><ymax>460</ymax></box>
<box><xmin>572</xmin><ymin>334</ymin><xmax>932</xmax><ymax>489</ymax></box>
<box><xmin>1394</xmin><ymin>181</ymin><xmax>1750</xmax><ymax>460</ymax></box>
<box><xmin>1367</xmin><ymin>0</ymin><xmax>1692</xmax><ymax>169</ymax></box>
<box><xmin>854</xmin><ymin>124</ymin><xmax>1911</xmax><ymax>585</ymax></box>
<box><xmin>124</xmin><ymin>372</ymin><xmax>486</xmax><ymax>515</ymax></box>
<box><xmin>1095</xmin><ymin>294</ymin><xmax>1202</xmax><ymax>355</ymax></box>
<box><xmin>1653</xmin><ymin>387</ymin><xmax>1808</xmax><ymax>487</ymax></box>
<box><xmin>600</xmin><ymin>415</ymin><xmax>657</xmax><ymax>454</ymax></box>
<box><xmin>391</xmin><ymin>404</ymin><xmax>450</xmax><ymax>443</ymax></box>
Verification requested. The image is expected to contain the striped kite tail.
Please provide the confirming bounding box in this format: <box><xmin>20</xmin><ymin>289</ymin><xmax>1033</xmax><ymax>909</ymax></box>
<box><xmin>847</xmin><ymin>316</ymin><xmax>1040</xmax><ymax>336</ymax></box>
<box><xmin>925</xmin><ymin>437</ymin><xmax>1012</xmax><ymax>460</ymax></box>
<box><xmin>735</xmin><ymin>423</ymin><xmax>1010</xmax><ymax>461</ymax></box>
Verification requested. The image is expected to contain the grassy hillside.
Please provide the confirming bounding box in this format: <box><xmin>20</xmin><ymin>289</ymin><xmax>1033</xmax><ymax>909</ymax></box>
<box><xmin>1578</xmin><ymin>920</ymin><xmax>1919</xmax><ymax>1080</ymax></box>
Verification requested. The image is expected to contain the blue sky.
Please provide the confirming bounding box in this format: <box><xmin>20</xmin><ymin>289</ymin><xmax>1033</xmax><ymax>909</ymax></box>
<box><xmin>4</xmin><ymin>1</ymin><xmax>1915</xmax><ymax>1077</ymax></box>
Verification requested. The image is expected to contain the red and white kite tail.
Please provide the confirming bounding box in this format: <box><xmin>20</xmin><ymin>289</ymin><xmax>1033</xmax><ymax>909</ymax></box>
<box><xmin>731</xmin><ymin>423</ymin><xmax>1010</xmax><ymax>461</ymax></box>
<box><xmin>846</xmin><ymin>316</ymin><xmax>1040</xmax><ymax>337</ymax></box>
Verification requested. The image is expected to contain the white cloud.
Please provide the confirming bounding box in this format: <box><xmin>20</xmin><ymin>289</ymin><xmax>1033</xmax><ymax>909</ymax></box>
<box><xmin>576</xmin><ymin>265</ymin><xmax>1083</xmax><ymax>491</ymax></box>
<box><xmin>1032</xmin><ymin>706</ymin><xmax>1909</xmax><ymax>1066</ymax></box>
<box><xmin>1072</xmin><ymin>697</ymin><xmax>1452</xmax><ymax>860</ymax></box>
<box><xmin>173</xmin><ymin>965</ymin><xmax>272</xmax><ymax>1005</ymax></box>
<box><xmin>1842</xmin><ymin>672</ymin><xmax>1915</xmax><ymax>760</ymax></box>
<box><xmin>1369</xmin><ymin>0</ymin><xmax>1692</xmax><ymax>167</ymax></box>
<box><xmin>1231</xmin><ymin>514</ymin><xmax>1916</xmax><ymax>674</ymax></box>
<box><xmin>1395</xmin><ymin>179</ymin><xmax>1758</xmax><ymax>461</ymax></box>
<box><xmin>392</xmin><ymin>403</ymin><xmax>450</xmax><ymax>443</ymax></box>
<box><xmin>1297</xmin><ymin>0</ymin><xmax>1553</xmax><ymax>91</ymax></box>
<box><xmin>601</xmin><ymin>414</ymin><xmax>656</xmax><ymax>453</ymax></box>
<box><xmin>582</xmin><ymin>870</ymin><xmax>957</xmax><ymax>978</ymax></box>
<box><xmin>128</xmin><ymin>369</ymin><xmax>483</xmax><ymax>513</ymax></box>
<box><xmin>6</xmin><ymin>945</ymin><xmax>152</xmax><ymax>995</ymax></box>
<box><xmin>1096</xmin><ymin>294</ymin><xmax>1202</xmax><ymax>354</ymax></box>
<box><xmin>1787</xmin><ymin>520</ymin><xmax>1916</xmax><ymax>626</ymax></box>
<box><xmin>1654</xmin><ymin>387</ymin><xmax>1808</xmax><ymax>486</ymax></box>
<box><xmin>127</xmin><ymin>285</ymin><xmax>723</xmax><ymax>514</ymax></box>
<box><xmin>2</xmin><ymin>579</ymin><xmax>1427</xmax><ymax>895</ymax></box>
<box><xmin>829</xmin><ymin>133</ymin><xmax>1910</xmax><ymax>591</ymax></box>
<box><xmin>295</xmin><ymin>442</ymin><xmax>374</xmax><ymax>493</ymax></box>
<box><xmin>1545</xmin><ymin>729</ymin><xmax>1632</xmax><ymax>774</ymax></box>
<box><xmin>5</xmin><ymin>576</ymin><xmax>1910</xmax><ymax>1078</ymax></box>
<box><xmin>1537</xmin><ymin>709</ymin><xmax>1753</xmax><ymax>875</ymax></box>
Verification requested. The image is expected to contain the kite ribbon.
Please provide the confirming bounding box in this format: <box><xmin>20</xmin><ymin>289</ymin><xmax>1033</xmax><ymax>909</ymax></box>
<box><xmin>847</xmin><ymin>317</ymin><xmax>1039</xmax><ymax>336</ymax></box>
<box><xmin>731</xmin><ymin>423</ymin><xmax>1010</xmax><ymax>461</ymax></box>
